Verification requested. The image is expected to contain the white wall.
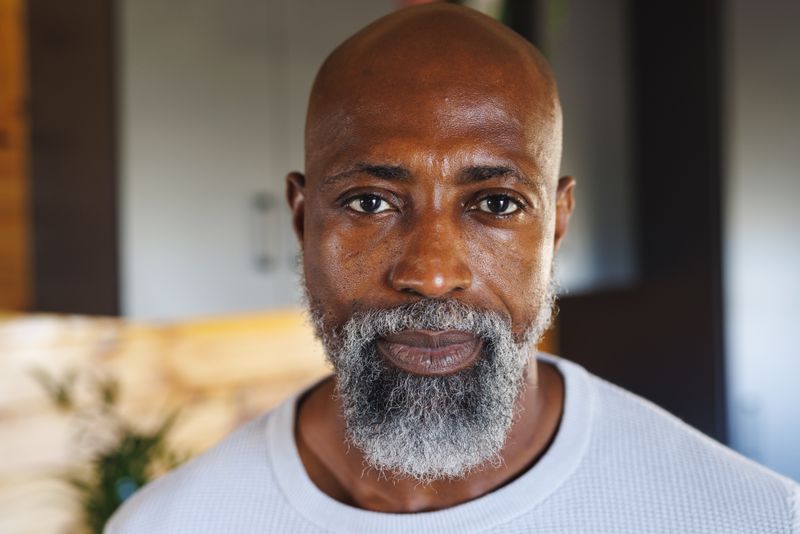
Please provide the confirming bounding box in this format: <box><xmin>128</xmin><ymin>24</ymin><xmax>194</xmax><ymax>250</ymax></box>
<box><xmin>725</xmin><ymin>0</ymin><xmax>800</xmax><ymax>480</ymax></box>
<box><xmin>118</xmin><ymin>0</ymin><xmax>393</xmax><ymax>319</ymax></box>
<box><xmin>541</xmin><ymin>0</ymin><xmax>636</xmax><ymax>293</ymax></box>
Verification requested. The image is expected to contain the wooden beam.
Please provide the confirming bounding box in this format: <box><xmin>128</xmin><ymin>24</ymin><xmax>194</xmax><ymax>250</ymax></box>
<box><xmin>26</xmin><ymin>0</ymin><xmax>119</xmax><ymax>315</ymax></box>
<box><xmin>0</xmin><ymin>0</ymin><xmax>30</xmax><ymax>311</ymax></box>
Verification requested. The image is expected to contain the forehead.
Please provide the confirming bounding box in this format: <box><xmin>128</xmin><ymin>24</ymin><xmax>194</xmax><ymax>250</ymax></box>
<box><xmin>303</xmin><ymin>5</ymin><xmax>561</xmax><ymax>184</ymax></box>
<box><xmin>306</xmin><ymin>75</ymin><xmax>558</xmax><ymax>183</ymax></box>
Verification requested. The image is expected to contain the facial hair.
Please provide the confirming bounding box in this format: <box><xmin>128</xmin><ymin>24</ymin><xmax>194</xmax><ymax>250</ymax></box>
<box><xmin>302</xmin><ymin>276</ymin><xmax>557</xmax><ymax>484</ymax></box>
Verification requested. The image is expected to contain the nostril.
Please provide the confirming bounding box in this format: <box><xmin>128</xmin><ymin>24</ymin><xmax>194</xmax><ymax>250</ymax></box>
<box><xmin>388</xmin><ymin>252</ymin><xmax>473</xmax><ymax>297</ymax></box>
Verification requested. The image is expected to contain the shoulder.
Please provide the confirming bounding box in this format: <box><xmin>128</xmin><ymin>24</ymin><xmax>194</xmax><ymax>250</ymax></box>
<box><xmin>104</xmin><ymin>406</ymin><xmax>286</xmax><ymax>533</ymax></box>
<box><xmin>563</xmin><ymin>358</ymin><xmax>800</xmax><ymax>532</ymax></box>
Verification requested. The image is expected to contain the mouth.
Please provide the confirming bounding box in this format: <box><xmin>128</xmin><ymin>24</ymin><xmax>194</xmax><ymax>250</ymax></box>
<box><xmin>375</xmin><ymin>329</ymin><xmax>484</xmax><ymax>376</ymax></box>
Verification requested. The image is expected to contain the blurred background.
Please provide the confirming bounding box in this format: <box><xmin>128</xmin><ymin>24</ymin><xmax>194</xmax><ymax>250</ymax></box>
<box><xmin>0</xmin><ymin>0</ymin><xmax>798</xmax><ymax>531</ymax></box>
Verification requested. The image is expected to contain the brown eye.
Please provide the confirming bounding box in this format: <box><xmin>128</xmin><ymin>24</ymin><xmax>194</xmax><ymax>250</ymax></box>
<box><xmin>477</xmin><ymin>195</ymin><xmax>520</xmax><ymax>215</ymax></box>
<box><xmin>348</xmin><ymin>194</ymin><xmax>391</xmax><ymax>213</ymax></box>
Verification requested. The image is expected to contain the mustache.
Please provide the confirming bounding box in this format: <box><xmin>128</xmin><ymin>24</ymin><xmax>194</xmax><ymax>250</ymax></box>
<box><xmin>341</xmin><ymin>298</ymin><xmax>512</xmax><ymax>341</ymax></box>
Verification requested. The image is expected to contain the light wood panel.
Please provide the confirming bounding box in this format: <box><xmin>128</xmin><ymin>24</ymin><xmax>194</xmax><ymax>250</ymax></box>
<box><xmin>0</xmin><ymin>0</ymin><xmax>29</xmax><ymax>311</ymax></box>
<box><xmin>0</xmin><ymin>310</ymin><xmax>329</xmax><ymax>532</ymax></box>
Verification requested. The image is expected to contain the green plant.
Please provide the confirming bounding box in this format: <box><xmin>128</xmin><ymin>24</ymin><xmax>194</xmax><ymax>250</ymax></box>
<box><xmin>32</xmin><ymin>369</ymin><xmax>185</xmax><ymax>534</ymax></box>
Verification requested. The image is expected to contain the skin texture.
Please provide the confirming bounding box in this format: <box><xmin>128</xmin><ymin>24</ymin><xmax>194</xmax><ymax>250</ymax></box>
<box><xmin>286</xmin><ymin>3</ymin><xmax>575</xmax><ymax>512</ymax></box>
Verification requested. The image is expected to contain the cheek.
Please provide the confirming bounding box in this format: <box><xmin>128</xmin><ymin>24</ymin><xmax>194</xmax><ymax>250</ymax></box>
<box><xmin>467</xmin><ymin>221</ymin><xmax>554</xmax><ymax>329</ymax></box>
<box><xmin>303</xmin><ymin>212</ymin><xmax>396</xmax><ymax>323</ymax></box>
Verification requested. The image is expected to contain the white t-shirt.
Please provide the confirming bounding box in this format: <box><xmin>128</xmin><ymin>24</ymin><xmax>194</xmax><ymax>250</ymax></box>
<box><xmin>106</xmin><ymin>356</ymin><xmax>800</xmax><ymax>533</ymax></box>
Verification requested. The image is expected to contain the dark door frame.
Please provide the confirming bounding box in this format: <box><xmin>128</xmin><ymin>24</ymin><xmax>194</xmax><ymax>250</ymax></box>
<box><xmin>26</xmin><ymin>0</ymin><xmax>119</xmax><ymax>315</ymax></box>
<box><xmin>557</xmin><ymin>0</ymin><xmax>727</xmax><ymax>441</ymax></box>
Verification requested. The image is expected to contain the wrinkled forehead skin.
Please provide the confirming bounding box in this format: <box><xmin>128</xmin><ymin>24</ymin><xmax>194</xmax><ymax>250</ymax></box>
<box><xmin>304</xmin><ymin>3</ymin><xmax>562</xmax><ymax>189</ymax></box>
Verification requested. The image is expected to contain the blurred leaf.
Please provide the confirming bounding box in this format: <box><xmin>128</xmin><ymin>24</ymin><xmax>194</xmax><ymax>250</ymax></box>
<box><xmin>30</xmin><ymin>367</ymin><xmax>77</xmax><ymax>411</ymax></box>
<box><xmin>34</xmin><ymin>367</ymin><xmax>187</xmax><ymax>533</ymax></box>
<box><xmin>98</xmin><ymin>377</ymin><xmax>119</xmax><ymax>409</ymax></box>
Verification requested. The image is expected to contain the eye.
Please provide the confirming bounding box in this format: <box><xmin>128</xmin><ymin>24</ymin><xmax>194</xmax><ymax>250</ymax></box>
<box><xmin>347</xmin><ymin>194</ymin><xmax>392</xmax><ymax>214</ymax></box>
<box><xmin>476</xmin><ymin>194</ymin><xmax>521</xmax><ymax>215</ymax></box>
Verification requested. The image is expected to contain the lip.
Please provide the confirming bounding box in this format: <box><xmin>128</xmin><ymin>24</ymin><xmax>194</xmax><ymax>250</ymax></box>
<box><xmin>376</xmin><ymin>329</ymin><xmax>483</xmax><ymax>376</ymax></box>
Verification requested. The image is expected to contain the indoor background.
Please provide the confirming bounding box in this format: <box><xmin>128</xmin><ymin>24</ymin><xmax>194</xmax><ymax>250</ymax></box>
<box><xmin>0</xmin><ymin>0</ymin><xmax>798</xmax><ymax>532</ymax></box>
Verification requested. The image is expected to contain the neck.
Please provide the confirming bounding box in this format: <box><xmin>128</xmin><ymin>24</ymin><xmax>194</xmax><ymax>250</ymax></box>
<box><xmin>295</xmin><ymin>359</ymin><xmax>564</xmax><ymax>513</ymax></box>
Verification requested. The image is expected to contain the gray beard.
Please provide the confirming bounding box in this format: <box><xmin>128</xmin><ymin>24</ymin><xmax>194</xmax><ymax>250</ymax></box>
<box><xmin>303</xmin><ymin>280</ymin><xmax>556</xmax><ymax>484</ymax></box>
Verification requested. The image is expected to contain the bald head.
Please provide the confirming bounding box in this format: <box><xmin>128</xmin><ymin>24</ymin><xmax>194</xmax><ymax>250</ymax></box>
<box><xmin>304</xmin><ymin>3</ymin><xmax>563</xmax><ymax>186</ymax></box>
<box><xmin>288</xmin><ymin>9</ymin><xmax>576</xmax><ymax>484</ymax></box>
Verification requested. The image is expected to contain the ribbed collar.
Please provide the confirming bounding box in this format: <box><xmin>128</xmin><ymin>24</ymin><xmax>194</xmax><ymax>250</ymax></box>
<box><xmin>267</xmin><ymin>355</ymin><xmax>594</xmax><ymax>533</ymax></box>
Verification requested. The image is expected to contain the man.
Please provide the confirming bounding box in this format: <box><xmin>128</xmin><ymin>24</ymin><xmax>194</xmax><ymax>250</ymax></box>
<box><xmin>108</xmin><ymin>4</ymin><xmax>799</xmax><ymax>533</ymax></box>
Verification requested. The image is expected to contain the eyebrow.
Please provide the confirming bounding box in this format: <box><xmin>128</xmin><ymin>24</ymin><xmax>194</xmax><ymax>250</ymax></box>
<box><xmin>320</xmin><ymin>162</ymin><xmax>540</xmax><ymax>190</ymax></box>
<box><xmin>321</xmin><ymin>163</ymin><xmax>410</xmax><ymax>188</ymax></box>
<box><xmin>456</xmin><ymin>165</ymin><xmax>541</xmax><ymax>190</ymax></box>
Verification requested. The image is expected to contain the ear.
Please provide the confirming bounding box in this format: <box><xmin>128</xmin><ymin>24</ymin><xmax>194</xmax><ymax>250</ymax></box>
<box><xmin>286</xmin><ymin>171</ymin><xmax>306</xmax><ymax>248</ymax></box>
<box><xmin>554</xmin><ymin>176</ymin><xmax>575</xmax><ymax>253</ymax></box>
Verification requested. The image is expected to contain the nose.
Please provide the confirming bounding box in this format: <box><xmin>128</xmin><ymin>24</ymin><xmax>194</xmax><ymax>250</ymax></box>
<box><xmin>388</xmin><ymin>218</ymin><xmax>472</xmax><ymax>298</ymax></box>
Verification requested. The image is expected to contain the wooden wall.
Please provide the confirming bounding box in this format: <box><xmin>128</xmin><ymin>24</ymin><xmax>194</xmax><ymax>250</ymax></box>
<box><xmin>0</xmin><ymin>0</ymin><xmax>29</xmax><ymax>311</ymax></box>
<box><xmin>0</xmin><ymin>310</ymin><xmax>330</xmax><ymax>532</ymax></box>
